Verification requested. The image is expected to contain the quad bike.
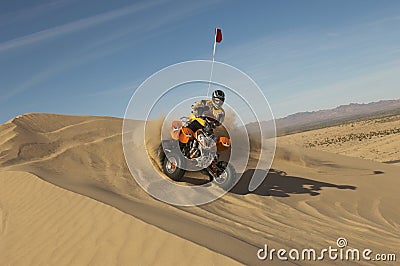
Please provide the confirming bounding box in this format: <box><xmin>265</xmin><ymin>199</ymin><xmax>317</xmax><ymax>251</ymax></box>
<box><xmin>159</xmin><ymin>114</ymin><xmax>237</xmax><ymax>190</ymax></box>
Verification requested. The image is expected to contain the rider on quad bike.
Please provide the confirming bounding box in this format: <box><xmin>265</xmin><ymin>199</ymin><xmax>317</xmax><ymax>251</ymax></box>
<box><xmin>188</xmin><ymin>89</ymin><xmax>226</xmax><ymax>133</ymax></box>
<box><xmin>161</xmin><ymin>89</ymin><xmax>236</xmax><ymax>190</ymax></box>
<box><xmin>183</xmin><ymin>89</ymin><xmax>227</xmax><ymax>159</ymax></box>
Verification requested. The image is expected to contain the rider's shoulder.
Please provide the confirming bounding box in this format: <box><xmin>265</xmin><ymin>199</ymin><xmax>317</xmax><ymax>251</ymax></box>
<box><xmin>204</xmin><ymin>99</ymin><xmax>213</xmax><ymax>105</ymax></box>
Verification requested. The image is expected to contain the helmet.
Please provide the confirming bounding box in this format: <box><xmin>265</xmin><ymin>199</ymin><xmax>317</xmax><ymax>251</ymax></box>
<box><xmin>212</xmin><ymin>90</ymin><xmax>225</xmax><ymax>108</ymax></box>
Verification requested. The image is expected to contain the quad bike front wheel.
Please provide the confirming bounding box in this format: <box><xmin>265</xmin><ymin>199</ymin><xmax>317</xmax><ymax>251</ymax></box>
<box><xmin>162</xmin><ymin>152</ymin><xmax>185</xmax><ymax>181</ymax></box>
<box><xmin>212</xmin><ymin>161</ymin><xmax>237</xmax><ymax>191</ymax></box>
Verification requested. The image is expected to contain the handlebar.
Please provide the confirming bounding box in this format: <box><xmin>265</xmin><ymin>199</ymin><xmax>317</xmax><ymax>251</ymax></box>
<box><xmin>199</xmin><ymin>115</ymin><xmax>218</xmax><ymax>123</ymax></box>
<box><xmin>198</xmin><ymin>115</ymin><xmax>220</xmax><ymax>130</ymax></box>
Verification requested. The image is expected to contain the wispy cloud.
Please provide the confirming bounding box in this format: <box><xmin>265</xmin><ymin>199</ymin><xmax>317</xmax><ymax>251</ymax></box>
<box><xmin>82</xmin><ymin>0</ymin><xmax>221</xmax><ymax>52</ymax></box>
<box><xmin>0</xmin><ymin>0</ymin><xmax>168</xmax><ymax>52</ymax></box>
<box><xmin>86</xmin><ymin>81</ymin><xmax>140</xmax><ymax>97</ymax></box>
<box><xmin>0</xmin><ymin>0</ymin><xmax>70</xmax><ymax>26</ymax></box>
<box><xmin>273</xmin><ymin>61</ymin><xmax>400</xmax><ymax>117</ymax></box>
<box><xmin>1</xmin><ymin>0</ymin><xmax>223</xmax><ymax>103</ymax></box>
<box><xmin>1</xmin><ymin>67</ymin><xmax>58</xmax><ymax>103</ymax></box>
<box><xmin>215</xmin><ymin>14</ymin><xmax>400</xmax><ymax>117</ymax></box>
<box><xmin>367</xmin><ymin>15</ymin><xmax>400</xmax><ymax>26</ymax></box>
<box><xmin>0</xmin><ymin>42</ymin><xmax>129</xmax><ymax>103</ymax></box>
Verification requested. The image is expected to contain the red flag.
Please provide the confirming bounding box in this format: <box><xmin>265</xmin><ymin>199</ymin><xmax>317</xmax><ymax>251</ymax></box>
<box><xmin>215</xmin><ymin>28</ymin><xmax>222</xmax><ymax>43</ymax></box>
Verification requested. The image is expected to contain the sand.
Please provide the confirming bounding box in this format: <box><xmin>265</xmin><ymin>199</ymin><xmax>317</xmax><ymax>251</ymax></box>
<box><xmin>0</xmin><ymin>171</ymin><xmax>238</xmax><ymax>266</ymax></box>
<box><xmin>1</xmin><ymin>113</ymin><xmax>399</xmax><ymax>265</ymax></box>
<box><xmin>279</xmin><ymin>115</ymin><xmax>400</xmax><ymax>166</ymax></box>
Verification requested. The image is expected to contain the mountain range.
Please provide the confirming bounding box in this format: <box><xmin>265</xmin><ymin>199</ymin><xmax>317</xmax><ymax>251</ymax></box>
<box><xmin>246</xmin><ymin>99</ymin><xmax>400</xmax><ymax>136</ymax></box>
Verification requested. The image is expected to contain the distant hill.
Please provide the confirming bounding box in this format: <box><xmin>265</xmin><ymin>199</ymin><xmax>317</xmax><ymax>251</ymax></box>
<box><xmin>247</xmin><ymin>99</ymin><xmax>400</xmax><ymax>136</ymax></box>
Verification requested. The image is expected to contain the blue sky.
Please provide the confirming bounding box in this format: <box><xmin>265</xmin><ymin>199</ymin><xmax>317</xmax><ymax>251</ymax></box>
<box><xmin>1</xmin><ymin>0</ymin><xmax>400</xmax><ymax>123</ymax></box>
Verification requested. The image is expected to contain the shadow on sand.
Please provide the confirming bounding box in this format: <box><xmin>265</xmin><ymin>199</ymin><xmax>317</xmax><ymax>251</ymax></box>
<box><xmin>180</xmin><ymin>175</ymin><xmax>210</xmax><ymax>186</ymax></box>
<box><xmin>231</xmin><ymin>169</ymin><xmax>356</xmax><ymax>197</ymax></box>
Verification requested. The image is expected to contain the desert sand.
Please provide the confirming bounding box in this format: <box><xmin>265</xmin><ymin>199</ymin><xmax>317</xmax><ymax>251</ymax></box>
<box><xmin>279</xmin><ymin>115</ymin><xmax>400</xmax><ymax>166</ymax></box>
<box><xmin>1</xmin><ymin>113</ymin><xmax>399</xmax><ymax>265</ymax></box>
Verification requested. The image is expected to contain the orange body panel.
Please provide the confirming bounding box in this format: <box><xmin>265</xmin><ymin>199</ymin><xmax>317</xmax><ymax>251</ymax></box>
<box><xmin>170</xmin><ymin>120</ymin><xmax>183</xmax><ymax>140</ymax></box>
<box><xmin>179</xmin><ymin>127</ymin><xmax>194</xmax><ymax>143</ymax></box>
<box><xmin>217</xmin><ymin>136</ymin><xmax>231</xmax><ymax>151</ymax></box>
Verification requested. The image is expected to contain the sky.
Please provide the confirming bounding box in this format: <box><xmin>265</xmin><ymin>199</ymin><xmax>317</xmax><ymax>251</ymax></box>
<box><xmin>1</xmin><ymin>0</ymin><xmax>400</xmax><ymax>123</ymax></box>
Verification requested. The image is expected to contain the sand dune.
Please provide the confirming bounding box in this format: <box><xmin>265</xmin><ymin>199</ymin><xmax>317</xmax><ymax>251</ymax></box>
<box><xmin>1</xmin><ymin>113</ymin><xmax>399</xmax><ymax>265</ymax></box>
<box><xmin>0</xmin><ymin>171</ymin><xmax>238</xmax><ymax>266</ymax></box>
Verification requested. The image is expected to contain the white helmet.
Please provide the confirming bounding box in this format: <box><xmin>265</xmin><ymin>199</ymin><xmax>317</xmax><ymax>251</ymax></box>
<box><xmin>212</xmin><ymin>90</ymin><xmax>225</xmax><ymax>108</ymax></box>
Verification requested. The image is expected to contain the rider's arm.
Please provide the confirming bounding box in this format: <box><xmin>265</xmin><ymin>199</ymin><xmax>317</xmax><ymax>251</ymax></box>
<box><xmin>191</xmin><ymin>100</ymin><xmax>210</xmax><ymax>117</ymax></box>
<box><xmin>191</xmin><ymin>101</ymin><xmax>202</xmax><ymax>116</ymax></box>
<box><xmin>214</xmin><ymin>109</ymin><xmax>225</xmax><ymax>126</ymax></box>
